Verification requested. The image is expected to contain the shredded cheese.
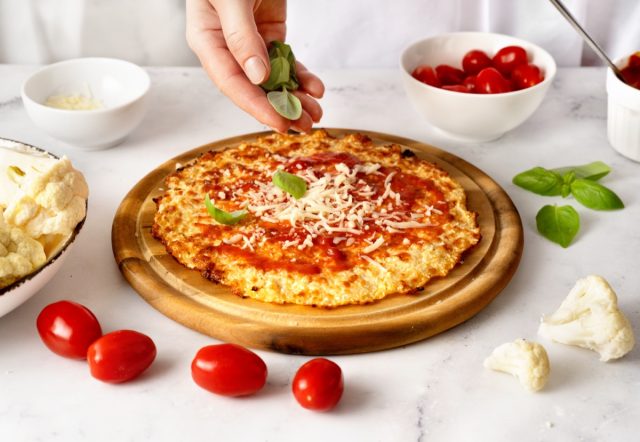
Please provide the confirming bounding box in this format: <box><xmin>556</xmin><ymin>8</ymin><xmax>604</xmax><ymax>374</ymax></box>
<box><xmin>237</xmin><ymin>161</ymin><xmax>439</xmax><ymax>251</ymax></box>
<box><xmin>44</xmin><ymin>94</ymin><xmax>103</xmax><ymax>110</ymax></box>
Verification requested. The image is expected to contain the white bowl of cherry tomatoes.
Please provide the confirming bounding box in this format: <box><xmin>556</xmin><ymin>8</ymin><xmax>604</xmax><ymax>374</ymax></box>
<box><xmin>401</xmin><ymin>32</ymin><xmax>556</xmax><ymax>142</ymax></box>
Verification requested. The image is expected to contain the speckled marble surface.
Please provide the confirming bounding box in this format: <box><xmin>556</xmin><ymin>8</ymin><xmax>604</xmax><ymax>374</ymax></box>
<box><xmin>0</xmin><ymin>65</ymin><xmax>638</xmax><ymax>442</ymax></box>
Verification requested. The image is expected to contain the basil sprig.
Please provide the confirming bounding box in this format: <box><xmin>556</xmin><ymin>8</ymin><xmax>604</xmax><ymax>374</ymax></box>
<box><xmin>536</xmin><ymin>205</ymin><xmax>580</xmax><ymax>248</ymax></box>
<box><xmin>272</xmin><ymin>170</ymin><xmax>307</xmax><ymax>199</ymax></box>
<box><xmin>261</xmin><ymin>41</ymin><xmax>302</xmax><ymax>120</ymax></box>
<box><xmin>204</xmin><ymin>194</ymin><xmax>247</xmax><ymax>225</ymax></box>
<box><xmin>512</xmin><ymin>161</ymin><xmax>623</xmax><ymax>247</ymax></box>
<box><xmin>513</xmin><ymin>162</ymin><xmax>623</xmax><ymax>211</ymax></box>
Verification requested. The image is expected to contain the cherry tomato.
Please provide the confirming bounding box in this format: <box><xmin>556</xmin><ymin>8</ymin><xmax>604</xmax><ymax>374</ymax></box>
<box><xmin>36</xmin><ymin>300</ymin><xmax>102</xmax><ymax>359</ymax></box>
<box><xmin>511</xmin><ymin>63</ymin><xmax>544</xmax><ymax>89</ymax></box>
<box><xmin>621</xmin><ymin>52</ymin><xmax>640</xmax><ymax>89</ymax></box>
<box><xmin>191</xmin><ymin>344</ymin><xmax>267</xmax><ymax>397</ymax></box>
<box><xmin>462</xmin><ymin>75</ymin><xmax>477</xmax><ymax>92</ymax></box>
<box><xmin>627</xmin><ymin>51</ymin><xmax>640</xmax><ymax>69</ymax></box>
<box><xmin>411</xmin><ymin>65</ymin><xmax>440</xmax><ymax>87</ymax></box>
<box><xmin>442</xmin><ymin>84</ymin><xmax>468</xmax><ymax>93</ymax></box>
<box><xmin>475</xmin><ymin>67</ymin><xmax>512</xmax><ymax>94</ymax></box>
<box><xmin>292</xmin><ymin>358</ymin><xmax>344</xmax><ymax>412</ymax></box>
<box><xmin>462</xmin><ymin>49</ymin><xmax>492</xmax><ymax>75</ymax></box>
<box><xmin>87</xmin><ymin>330</ymin><xmax>156</xmax><ymax>383</ymax></box>
<box><xmin>492</xmin><ymin>45</ymin><xmax>528</xmax><ymax>75</ymax></box>
<box><xmin>435</xmin><ymin>64</ymin><xmax>466</xmax><ymax>85</ymax></box>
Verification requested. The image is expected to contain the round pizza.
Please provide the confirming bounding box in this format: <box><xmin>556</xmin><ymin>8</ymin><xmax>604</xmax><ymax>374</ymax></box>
<box><xmin>152</xmin><ymin>130</ymin><xmax>480</xmax><ymax>307</ymax></box>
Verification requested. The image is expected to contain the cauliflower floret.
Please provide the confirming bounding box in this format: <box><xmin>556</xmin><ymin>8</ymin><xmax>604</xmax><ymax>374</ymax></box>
<box><xmin>484</xmin><ymin>339</ymin><xmax>550</xmax><ymax>392</ymax></box>
<box><xmin>3</xmin><ymin>157</ymin><xmax>88</xmax><ymax>238</ymax></box>
<box><xmin>0</xmin><ymin>217</ymin><xmax>46</xmax><ymax>288</ymax></box>
<box><xmin>538</xmin><ymin>275</ymin><xmax>635</xmax><ymax>362</ymax></box>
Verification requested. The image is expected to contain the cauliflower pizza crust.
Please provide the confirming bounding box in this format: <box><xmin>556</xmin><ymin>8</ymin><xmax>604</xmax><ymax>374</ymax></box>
<box><xmin>152</xmin><ymin>130</ymin><xmax>480</xmax><ymax>307</ymax></box>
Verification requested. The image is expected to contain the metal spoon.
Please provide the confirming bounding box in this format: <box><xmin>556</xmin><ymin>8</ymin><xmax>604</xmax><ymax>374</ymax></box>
<box><xmin>548</xmin><ymin>0</ymin><xmax>626</xmax><ymax>82</ymax></box>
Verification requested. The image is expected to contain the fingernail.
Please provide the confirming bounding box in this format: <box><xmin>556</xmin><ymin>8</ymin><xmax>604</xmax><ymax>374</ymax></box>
<box><xmin>244</xmin><ymin>56</ymin><xmax>267</xmax><ymax>84</ymax></box>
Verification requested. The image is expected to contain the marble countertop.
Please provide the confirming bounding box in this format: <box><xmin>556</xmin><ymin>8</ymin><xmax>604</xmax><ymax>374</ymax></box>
<box><xmin>0</xmin><ymin>65</ymin><xmax>638</xmax><ymax>442</ymax></box>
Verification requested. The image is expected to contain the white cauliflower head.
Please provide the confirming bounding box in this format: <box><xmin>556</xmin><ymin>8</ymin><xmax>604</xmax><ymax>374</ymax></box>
<box><xmin>538</xmin><ymin>275</ymin><xmax>635</xmax><ymax>362</ymax></box>
<box><xmin>3</xmin><ymin>157</ymin><xmax>88</xmax><ymax>238</ymax></box>
<box><xmin>0</xmin><ymin>216</ymin><xmax>46</xmax><ymax>288</ymax></box>
<box><xmin>484</xmin><ymin>339</ymin><xmax>550</xmax><ymax>392</ymax></box>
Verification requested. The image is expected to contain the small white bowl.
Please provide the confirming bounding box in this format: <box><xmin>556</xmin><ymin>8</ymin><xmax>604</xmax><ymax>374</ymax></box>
<box><xmin>400</xmin><ymin>32</ymin><xmax>556</xmax><ymax>142</ymax></box>
<box><xmin>22</xmin><ymin>58</ymin><xmax>150</xmax><ymax>150</ymax></box>
<box><xmin>0</xmin><ymin>138</ymin><xmax>87</xmax><ymax>317</ymax></box>
<box><xmin>607</xmin><ymin>56</ymin><xmax>640</xmax><ymax>162</ymax></box>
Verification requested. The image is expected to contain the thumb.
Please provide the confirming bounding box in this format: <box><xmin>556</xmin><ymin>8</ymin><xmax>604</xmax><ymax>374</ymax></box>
<box><xmin>214</xmin><ymin>0</ymin><xmax>270</xmax><ymax>85</ymax></box>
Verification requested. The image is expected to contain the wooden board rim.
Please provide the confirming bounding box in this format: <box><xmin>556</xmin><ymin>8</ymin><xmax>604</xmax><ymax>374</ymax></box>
<box><xmin>112</xmin><ymin>128</ymin><xmax>523</xmax><ymax>355</ymax></box>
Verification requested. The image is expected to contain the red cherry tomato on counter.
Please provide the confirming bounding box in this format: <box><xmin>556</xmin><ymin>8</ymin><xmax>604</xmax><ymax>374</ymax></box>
<box><xmin>475</xmin><ymin>67</ymin><xmax>512</xmax><ymax>94</ymax></box>
<box><xmin>87</xmin><ymin>330</ymin><xmax>156</xmax><ymax>383</ymax></box>
<box><xmin>492</xmin><ymin>45</ymin><xmax>528</xmax><ymax>75</ymax></box>
<box><xmin>411</xmin><ymin>65</ymin><xmax>440</xmax><ymax>87</ymax></box>
<box><xmin>435</xmin><ymin>64</ymin><xmax>466</xmax><ymax>85</ymax></box>
<box><xmin>191</xmin><ymin>344</ymin><xmax>267</xmax><ymax>397</ymax></box>
<box><xmin>36</xmin><ymin>300</ymin><xmax>102</xmax><ymax>359</ymax></box>
<box><xmin>462</xmin><ymin>49</ymin><xmax>492</xmax><ymax>75</ymax></box>
<box><xmin>442</xmin><ymin>84</ymin><xmax>469</xmax><ymax>92</ymax></box>
<box><xmin>292</xmin><ymin>358</ymin><xmax>344</xmax><ymax>412</ymax></box>
<box><xmin>511</xmin><ymin>63</ymin><xmax>544</xmax><ymax>89</ymax></box>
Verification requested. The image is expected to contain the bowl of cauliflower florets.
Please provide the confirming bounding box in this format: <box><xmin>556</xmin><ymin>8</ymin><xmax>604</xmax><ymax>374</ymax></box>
<box><xmin>0</xmin><ymin>138</ymin><xmax>88</xmax><ymax>317</ymax></box>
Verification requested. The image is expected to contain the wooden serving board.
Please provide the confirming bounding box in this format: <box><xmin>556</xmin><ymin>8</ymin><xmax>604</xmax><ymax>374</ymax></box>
<box><xmin>112</xmin><ymin>129</ymin><xmax>523</xmax><ymax>355</ymax></box>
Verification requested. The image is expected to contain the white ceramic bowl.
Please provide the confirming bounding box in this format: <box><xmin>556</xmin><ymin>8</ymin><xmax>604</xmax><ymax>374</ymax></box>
<box><xmin>22</xmin><ymin>58</ymin><xmax>150</xmax><ymax>150</ymax></box>
<box><xmin>0</xmin><ymin>139</ymin><xmax>86</xmax><ymax>318</ymax></box>
<box><xmin>607</xmin><ymin>56</ymin><xmax>640</xmax><ymax>162</ymax></box>
<box><xmin>400</xmin><ymin>32</ymin><xmax>556</xmax><ymax>142</ymax></box>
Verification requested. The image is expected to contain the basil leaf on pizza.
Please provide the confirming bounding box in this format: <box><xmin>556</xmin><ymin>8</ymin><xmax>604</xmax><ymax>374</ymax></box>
<box><xmin>204</xmin><ymin>194</ymin><xmax>248</xmax><ymax>225</ymax></box>
<box><xmin>272</xmin><ymin>169</ymin><xmax>307</xmax><ymax>199</ymax></box>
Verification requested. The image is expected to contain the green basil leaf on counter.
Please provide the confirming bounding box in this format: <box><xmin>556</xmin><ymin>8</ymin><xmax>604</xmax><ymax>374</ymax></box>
<box><xmin>552</xmin><ymin>161</ymin><xmax>611</xmax><ymax>181</ymax></box>
<box><xmin>267</xmin><ymin>89</ymin><xmax>302</xmax><ymax>120</ymax></box>
<box><xmin>204</xmin><ymin>194</ymin><xmax>248</xmax><ymax>225</ymax></box>
<box><xmin>272</xmin><ymin>169</ymin><xmax>307</xmax><ymax>199</ymax></box>
<box><xmin>536</xmin><ymin>204</ymin><xmax>580</xmax><ymax>248</ymax></box>
<box><xmin>570</xmin><ymin>179</ymin><xmax>624</xmax><ymax>210</ymax></box>
<box><xmin>512</xmin><ymin>167</ymin><xmax>564</xmax><ymax>196</ymax></box>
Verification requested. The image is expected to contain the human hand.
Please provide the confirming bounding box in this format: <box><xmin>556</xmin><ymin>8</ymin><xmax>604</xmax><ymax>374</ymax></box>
<box><xmin>186</xmin><ymin>0</ymin><xmax>324</xmax><ymax>133</ymax></box>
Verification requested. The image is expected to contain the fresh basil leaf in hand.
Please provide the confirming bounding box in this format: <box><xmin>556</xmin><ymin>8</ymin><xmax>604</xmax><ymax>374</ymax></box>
<box><xmin>270</xmin><ymin>41</ymin><xmax>298</xmax><ymax>87</ymax></box>
<box><xmin>267</xmin><ymin>89</ymin><xmax>302</xmax><ymax>120</ymax></box>
<box><xmin>261</xmin><ymin>56</ymin><xmax>290</xmax><ymax>91</ymax></box>
<box><xmin>570</xmin><ymin>179</ymin><xmax>624</xmax><ymax>210</ymax></box>
<box><xmin>272</xmin><ymin>169</ymin><xmax>307</xmax><ymax>199</ymax></box>
<box><xmin>552</xmin><ymin>161</ymin><xmax>611</xmax><ymax>181</ymax></box>
<box><xmin>261</xmin><ymin>41</ymin><xmax>301</xmax><ymax>121</ymax></box>
<box><xmin>513</xmin><ymin>167</ymin><xmax>564</xmax><ymax>196</ymax></box>
<box><xmin>536</xmin><ymin>204</ymin><xmax>580</xmax><ymax>248</ymax></box>
<box><xmin>204</xmin><ymin>194</ymin><xmax>248</xmax><ymax>225</ymax></box>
